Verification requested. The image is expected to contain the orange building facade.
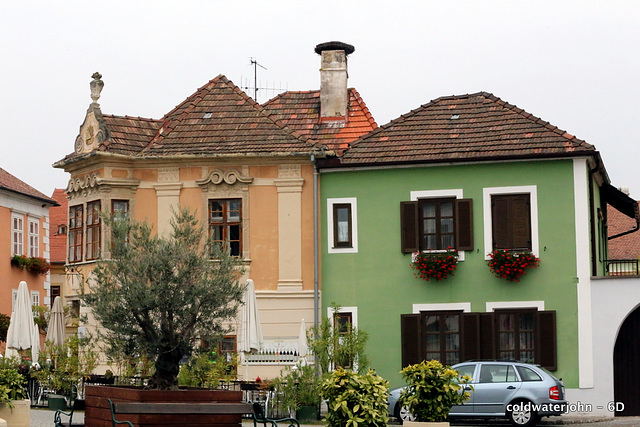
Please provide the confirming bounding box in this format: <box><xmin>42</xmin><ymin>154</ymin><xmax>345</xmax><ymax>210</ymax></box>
<box><xmin>53</xmin><ymin>42</ymin><xmax>376</xmax><ymax>379</ymax></box>
<box><xmin>0</xmin><ymin>168</ymin><xmax>57</xmax><ymax>356</ymax></box>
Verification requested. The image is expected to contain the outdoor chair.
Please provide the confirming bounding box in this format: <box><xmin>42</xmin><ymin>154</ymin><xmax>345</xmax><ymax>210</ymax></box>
<box><xmin>53</xmin><ymin>398</ymin><xmax>84</xmax><ymax>427</ymax></box>
<box><xmin>252</xmin><ymin>402</ymin><xmax>299</xmax><ymax>427</ymax></box>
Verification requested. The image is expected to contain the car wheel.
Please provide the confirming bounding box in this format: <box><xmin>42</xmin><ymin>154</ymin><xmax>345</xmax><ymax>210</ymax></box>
<box><xmin>507</xmin><ymin>401</ymin><xmax>540</xmax><ymax>427</ymax></box>
<box><xmin>395</xmin><ymin>402</ymin><xmax>415</xmax><ymax>422</ymax></box>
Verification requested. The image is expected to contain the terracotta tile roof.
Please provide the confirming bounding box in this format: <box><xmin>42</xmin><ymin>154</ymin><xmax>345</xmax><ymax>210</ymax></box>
<box><xmin>99</xmin><ymin>115</ymin><xmax>162</xmax><ymax>155</ymax></box>
<box><xmin>49</xmin><ymin>189</ymin><xmax>68</xmax><ymax>263</ymax></box>
<box><xmin>141</xmin><ymin>75</ymin><xmax>315</xmax><ymax>157</ymax></box>
<box><xmin>339</xmin><ymin>92</ymin><xmax>596</xmax><ymax>165</ymax></box>
<box><xmin>263</xmin><ymin>88</ymin><xmax>378</xmax><ymax>152</ymax></box>
<box><xmin>0</xmin><ymin>167</ymin><xmax>57</xmax><ymax>205</ymax></box>
<box><xmin>608</xmin><ymin>203</ymin><xmax>640</xmax><ymax>259</ymax></box>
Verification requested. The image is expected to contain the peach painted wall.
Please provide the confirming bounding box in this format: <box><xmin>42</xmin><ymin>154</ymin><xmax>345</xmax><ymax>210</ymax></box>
<box><xmin>248</xmin><ymin>181</ymin><xmax>279</xmax><ymax>290</ymax></box>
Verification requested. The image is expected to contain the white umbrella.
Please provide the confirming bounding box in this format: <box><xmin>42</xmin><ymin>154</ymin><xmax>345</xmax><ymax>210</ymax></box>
<box><xmin>31</xmin><ymin>323</ymin><xmax>40</xmax><ymax>363</ymax></box>
<box><xmin>237</xmin><ymin>279</ymin><xmax>263</xmax><ymax>380</ymax></box>
<box><xmin>298</xmin><ymin>318</ymin><xmax>308</xmax><ymax>365</ymax></box>
<box><xmin>46</xmin><ymin>296</ymin><xmax>66</xmax><ymax>347</ymax></box>
<box><xmin>6</xmin><ymin>281</ymin><xmax>38</xmax><ymax>361</ymax></box>
<box><xmin>237</xmin><ymin>279</ymin><xmax>263</xmax><ymax>353</ymax></box>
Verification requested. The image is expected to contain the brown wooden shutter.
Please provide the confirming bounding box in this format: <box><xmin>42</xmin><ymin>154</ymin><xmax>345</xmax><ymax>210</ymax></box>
<box><xmin>536</xmin><ymin>311</ymin><xmax>557</xmax><ymax>370</ymax></box>
<box><xmin>400</xmin><ymin>201</ymin><xmax>419</xmax><ymax>253</ymax></box>
<box><xmin>492</xmin><ymin>195</ymin><xmax>510</xmax><ymax>250</ymax></box>
<box><xmin>492</xmin><ymin>194</ymin><xmax>532</xmax><ymax>251</ymax></box>
<box><xmin>401</xmin><ymin>314</ymin><xmax>422</xmax><ymax>367</ymax></box>
<box><xmin>455</xmin><ymin>199</ymin><xmax>474</xmax><ymax>251</ymax></box>
<box><xmin>511</xmin><ymin>195</ymin><xmax>532</xmax><ymax>251</ymax></box>
<box><xmin>479</xmin><ymin>313</ymin><xmax>496</xmax><ymax>359</ymax></box>
<box><xmin>462</xmin><ymin>313</ymin><xmax>480</xmax><ymax>361</ymax></box>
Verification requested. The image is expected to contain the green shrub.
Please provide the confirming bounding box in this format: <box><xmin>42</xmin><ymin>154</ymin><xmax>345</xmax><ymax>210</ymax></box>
<box><xmin>272</xmin><ymin>363</ymin><xmax>321</xmax><ymax>415</ymax></box>
<box><xmin>0</xmin><ymin>368</ymin><xmax>27</xmax><ymax>407</ymax></box>
<box><xmin>320</xmin><ymin>368</ymin><xmax>389</xmax><ymax>427</ymax></box>
<box><xmin>399</xmin><ymin>360</ymin><xmax>471</xmax><ymax>422</ymax></box>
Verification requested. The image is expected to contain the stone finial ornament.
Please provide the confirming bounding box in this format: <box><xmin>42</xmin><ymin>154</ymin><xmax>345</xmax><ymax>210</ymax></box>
<box><xmin>90</xmin><ymin>72</ymin><xmax>104</xmax><ymax>103</ymax></box>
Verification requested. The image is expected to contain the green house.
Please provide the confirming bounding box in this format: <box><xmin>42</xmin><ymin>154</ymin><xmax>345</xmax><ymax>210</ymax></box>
<box><xmin>317</xmin><ymin>92</ymin><xmax>640</xmax><ymax>416</ymax></box>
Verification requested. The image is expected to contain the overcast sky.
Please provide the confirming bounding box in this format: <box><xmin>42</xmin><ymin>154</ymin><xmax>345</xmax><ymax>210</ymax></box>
<box><xmin>1</xmin><ymin>1</ymin><xmax>639</xmax><ymax>199</ymax></box>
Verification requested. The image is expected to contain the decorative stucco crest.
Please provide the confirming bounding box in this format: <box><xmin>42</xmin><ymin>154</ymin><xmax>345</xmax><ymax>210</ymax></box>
<box><xmin>196</xmin><ymin>169</ymin><xmax>254</xmax><ymax>187</ymax></box>
<box><xmin>66</xmin><ymin>173</ymin><xmax>140</xmax><ymax>199</ymax></box>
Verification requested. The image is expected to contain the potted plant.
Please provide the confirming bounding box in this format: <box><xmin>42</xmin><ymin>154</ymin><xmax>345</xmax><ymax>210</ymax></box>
<box><xmin>411</xmin><ymin>248</ymin><xmax>458</xmax><ymax>281</ymax></box>
<box><xmin>0</xmin><ymin>365</ymin><xmax>30</xmax><ymax>426</ymax></box>
<box><xmin>10</xmin><ymin>254</ymin><xmax>51</xmax><ymax>275</ymax></box>
<box><xmin>320</xmin><ymin>367</ymin><xmax>389</xmax><ymax>427</ymax></box>
<box><xmin>31</xmin><ymin>335</ymin><xmax>97</xmax><ymax>406</ymax></box>
<box><xmin>81</xmin><ymin>208</ymin><xmax>247</xmax><ymax>426</ymax></box>
<box><xmin>488</xmin><ymin>249</ymin><xmax>539</xmax><ymax>282</ymax></box>
<box><xmin>273</xmin><ymin>362</ymin><xmax>321</xmax><ymax>421</ymax></box>
<box><xmin>399</xmin><ymin>360</ymin><xmax>471</xmax><ymax>426</ymax></box>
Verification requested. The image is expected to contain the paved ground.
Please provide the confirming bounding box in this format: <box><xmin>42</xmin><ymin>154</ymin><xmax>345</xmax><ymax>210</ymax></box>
<box><xmin>28</xmin><ymin>408</ymin><xmax>640</xmax><ymax>427</ymax></box>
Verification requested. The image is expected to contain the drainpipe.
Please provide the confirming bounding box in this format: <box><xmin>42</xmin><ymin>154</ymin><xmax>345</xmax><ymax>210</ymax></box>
<box><xmin>312</xmin><ymin>154</ymin><xmax>320</xmax><ymax>331</ymax></box>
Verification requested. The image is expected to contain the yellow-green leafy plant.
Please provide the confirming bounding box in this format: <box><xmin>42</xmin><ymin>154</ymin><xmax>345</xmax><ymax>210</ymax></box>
<box><xmin>320</xmin><ymin>368</ymin><xmax>389</xmax><ymax>427</ymax></box>
<box><xmin>399</xmin><ymin>360</ymin><xmax>471</xmax><ymax>422</ymax></box>
<box><xmin>0</xmin><ymin>368</ymin><xmax>27</xmax><ymax>408</ymax></box>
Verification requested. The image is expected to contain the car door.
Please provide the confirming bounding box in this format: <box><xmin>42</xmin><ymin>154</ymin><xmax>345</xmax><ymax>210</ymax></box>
<box><xmin>471</xmin><ymin>363</ymin><xmax>522</xmax><ymax>415</ymax></box>
<box><xmin>449</xmin><ymin>363</ymin><xmax>477</xmax><ymax>415</ymax></box>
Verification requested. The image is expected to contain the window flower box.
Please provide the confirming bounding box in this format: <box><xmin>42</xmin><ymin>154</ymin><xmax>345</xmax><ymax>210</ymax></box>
<box><xmin>10</xmin><ymin>255</ymin><xmax>51</xmax><ymax>275</ymax></box>
<box><xmin>411</xmin><ymin>248</ymin><xmax>458</xmax><ymax>282</ymax></box>
<box><xmin>488</xmin><ymin>249</ymin><xmax>539</xmax><ymax>282</ymax></box>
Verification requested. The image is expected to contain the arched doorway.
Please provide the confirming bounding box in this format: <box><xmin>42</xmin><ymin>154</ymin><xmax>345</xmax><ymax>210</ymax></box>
<box><xmin>614</xmin><ymin>305</ymin><xmax>640</xmax><ymax>416</ymax></box>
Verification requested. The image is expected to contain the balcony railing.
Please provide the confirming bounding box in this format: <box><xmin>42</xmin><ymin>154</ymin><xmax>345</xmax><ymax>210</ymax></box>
<box><xmin>605</xmin><ymin>259</ymin><xmax>640</xmax><ymax>276</ymax></box>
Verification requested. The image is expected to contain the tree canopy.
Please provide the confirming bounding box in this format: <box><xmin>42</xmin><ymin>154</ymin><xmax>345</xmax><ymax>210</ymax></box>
<box><xmin>82</xmin><ymin>207</ymin><xmax>245</xmax><ymax>390</ymax></box>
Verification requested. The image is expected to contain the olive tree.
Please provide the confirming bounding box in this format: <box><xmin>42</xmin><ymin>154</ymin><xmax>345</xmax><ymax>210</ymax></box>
<box><xmin>82</xmin><ymin>207</ymin><xmax>245</xmax><ymax>390</ymax></box>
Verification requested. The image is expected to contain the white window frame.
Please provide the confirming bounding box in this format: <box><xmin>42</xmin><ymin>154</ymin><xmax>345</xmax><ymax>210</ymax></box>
<box><xmin>28</xmin><ymin>218</ymin><xmax>39</xmax><ymax>257</ymax></box>
<box><xmin>327</xmin><ymin>198</ymin><xmax>358</xmax><ymax>254</ymax></box>
<box><xmin>11</xmin><ymin>213</ymin><xmax>24</xmax><ymax>256</ymax></box>
<box><xmin>410</xmin><ymin>189</ymin><xmax>466</xmax><ymax>261</ymax></box>
<box><xmin>327</xmin><ymin>305</ymin><xmax>359</xmax><ymax>370</ymax></box>
<box><xmin>31</xmin><ymin>291</ymin><xmax>40</xmax><ymax>307</ymax></box>
<box><xmin>483</xmin><ymin>185</ymin><xmax>539</xmax><ymax>259</ymax></box>
<box><xmin>486</xmin><ymin>301</ymin><xmax>545</xmax><ymax>312</ymax></box>
<box><xmin>12</xmin><ymin>289</ymin><xmax>18</xmax><ymax>312</ymax></box>
<box><xmin>412</xmin><ymin>302</ymin><xmax>472</xmax><ymax>314</ymax></box>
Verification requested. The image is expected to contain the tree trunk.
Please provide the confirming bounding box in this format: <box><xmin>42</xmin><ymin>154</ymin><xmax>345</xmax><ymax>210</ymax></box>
<box><xmin>148</xmin><ymin>347</ymin><xmax>183</xmax><ymax>390</ymax></box>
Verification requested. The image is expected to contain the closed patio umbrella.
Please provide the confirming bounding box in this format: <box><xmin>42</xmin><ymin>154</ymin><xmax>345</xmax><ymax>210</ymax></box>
<box><xmin>46</xmin><ymin>296</ymin><xmax>66</xmax><ymax>347</ymax></box>
<box><xmin>298</xmin><ymin>318</ymin><xmax>308</xmax><ymax>365</ymax></box>
<box><xmin>6</xmin><ymin>281</ymin><xmax>39</xmax><ymax>362</ymax></box>
<box><xmin>237</xmin><ymin>279</ymin><xmax>263</xmax><ymax>379</ymax></box>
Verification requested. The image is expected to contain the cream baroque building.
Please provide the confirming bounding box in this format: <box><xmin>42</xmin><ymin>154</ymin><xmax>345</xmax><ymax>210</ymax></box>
<box><xmin>54</xmin><ymin>42</ymin><xmax>378</xmax><ymax>379</ymax></box>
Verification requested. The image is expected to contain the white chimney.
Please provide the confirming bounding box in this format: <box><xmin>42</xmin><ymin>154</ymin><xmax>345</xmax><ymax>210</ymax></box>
<box><xmin>315</xmin><ymin>41</ymin><xmax>355</xmax><ymax>118</ymax></box>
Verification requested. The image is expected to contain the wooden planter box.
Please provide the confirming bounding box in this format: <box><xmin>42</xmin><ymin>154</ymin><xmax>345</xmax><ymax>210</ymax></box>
<box><xmin>85</xmin><ymin>385</ymin><xmax>245</xmax><ymax>427</ymax></box>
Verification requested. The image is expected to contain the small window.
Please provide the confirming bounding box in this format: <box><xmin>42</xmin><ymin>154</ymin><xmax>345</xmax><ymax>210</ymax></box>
<box><xmin>423</xmin><ymin>311</ymin><xmax>461</xmax><ymax>365</ymax></box>
<box><xmin>28</xmin><ymin>219</ymin><xmax>39</xmax><ymax>257</ymax></box>
<box><xmin>57</xmin><ymin>225</ymin><xmax>67</xmax><ymax>235</ymax></box>
<box><xmin>401</xmin><ymin>198</ymin><xmax>473</xmax><ymax>253</ymax></box>
<box><xmin>327</xmin><ymin>198</ymin><xmax>358</xmax><ymax>254</ymax></box>
<box><xmin>334</xmin><ymin>312</ymin><xmax>352</xmax><ymax>335</ymax></box>
<box><xmin>69</xmin><ymin>205</ymin><xmax>83</xmax><ymax>263</ymax></box>
<box><xmin>332</xmin><ymin>203</ymin><xmax>353</xmax><ymax>248</ymax></box>
<box><xmin>12</xmin><ymin>214</ymin><xmax>24</xmax><ymax>256</ymax></box>
<box><xmin>209</xmin><ymin>199</ymin><xmax>242</xmax><ymax>256</ymax></box>
<box><xmin>31</xmin><ymin>291</ymin><xmax>40</xmax><ymax>307</ymax></box>
<box><xmin>86</xmin><ymin>201</ymin><xmax>101</xmax><ymax>260</ymax></box>
<box><xmin>497</xmin><ymin>310</ymin><xmax>535</xmax><ymax>363</ymax></box>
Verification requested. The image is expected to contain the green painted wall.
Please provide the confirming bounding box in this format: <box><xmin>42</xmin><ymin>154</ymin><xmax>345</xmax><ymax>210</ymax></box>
<box><xmin>320</xmin><ymin>159</ymin><xmax>581</xmax><ymax>389</ymax></box>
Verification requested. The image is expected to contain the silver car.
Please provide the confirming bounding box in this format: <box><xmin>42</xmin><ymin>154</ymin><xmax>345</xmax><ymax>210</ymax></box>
<box><xmin>388</xmin><ymin>361</ymin><xmax>567</xmax><ymax>427</ymax></box>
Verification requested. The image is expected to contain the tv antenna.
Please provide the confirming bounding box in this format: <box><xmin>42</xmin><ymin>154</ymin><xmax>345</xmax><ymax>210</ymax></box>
<box><xmin>250</xmin><ymin>58</ymin><xmax>266</xmax><ymax>101</ymax></box>
<box><xmin>241</xmin><ymin>58</ymin><xmax>288</xmax><ymax>103</ymax></box>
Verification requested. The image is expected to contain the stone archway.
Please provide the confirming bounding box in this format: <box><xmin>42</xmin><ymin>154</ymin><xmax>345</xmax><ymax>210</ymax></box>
<box><xmin>613</xmin><ymin>305</ymin><xmax>640</xmax><ymax>416</ymax></box>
